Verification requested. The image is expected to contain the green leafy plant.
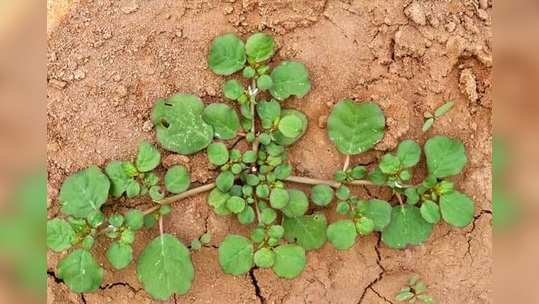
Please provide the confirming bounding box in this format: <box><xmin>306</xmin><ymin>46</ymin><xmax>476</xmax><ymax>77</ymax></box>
<box><xmin>422</xmin><ymin>101</ymin><xmax>454</xmax><ymax>132</ymax></box>
<box><xmin>395</xmin><ymin>275</ymin><xmax>435</xmax><ymax>303</ymax></box>
<box><xmin>47</xmin><ymin>32</ymin><xmax>476</xmax><ymax>300</ymax></box>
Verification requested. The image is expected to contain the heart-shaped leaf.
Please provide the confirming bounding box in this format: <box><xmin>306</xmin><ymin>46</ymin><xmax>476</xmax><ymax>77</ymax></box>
<box><xmin>273</xmin><ymin>109</ymin><xmax>308</xmax><ymax>146</ymax></box>
<box><xmin>164</xmin><ymin>165</ymin><xmax>190</xmax><ymax>194</ymax></box>
<box><xmin>397</xmin><ymin>140</ymin><xmax>421</xmax><ymax>168</ymax></box>
<box><xmin>137</xmin><ymin>234</ymin><xmax>194</xmax><ymax>300</ymax></box>
<box><xmin>381</xmin><ymin>206</ymin><xmax>433</xmax><ymax>249</ymax></box>
<box><xmin>424</xmin><ymin>136</ymin><xmax>467</xmax><ymax>178</ymax></box>
<box><xmin>106</xmin><ymin>241</ymin><xmax>133</xmax><ymax>270</ymax></box>
<box><xmin>327</xmin><ymin>99</ymin><xmax>385</xmax><ymax>155</ymax></box>
<box><xmin>105</xmin><ymin>161</ymin><xmax>131</xmax><ymax>198</ymax></box>
<box><xmin>218</xmin><ymin>234</ymin><xmax>254</xmax><ymax>275</ymax></box>
<box><xmin>203</xmin><ymin>103</ymin><xmax>241</xmax><ymax>140</ymax></box>
<box><xmin>136</xmin><ymin>141</ymin><xmax>161</xmax><ymax>172</ymax></box>
<box><xmin>283</xmin><ymin>213</ymin><xmax>327</xmax><ymax>251</ymax></box>
<box><xmin>152</xmin><ymin>94</ymin><xmax>213</xmax><ymax>155</ymax></box>
<box><xmin>208</xmin><ymin>33</ymin><xmax>246</xmax><ymax>75</ymax></box>
<box><xmin>272</xmin><ymin>244</ymin><xmax>306</xmax><ymax>279</ymax></box>
<box><xmin>269</xmin><ymin>61</ymin><xmax>311</xmax><ymax>101</ymax></box>
<box><xmin>47</xmin><ymin>218</ymin><xmax>75</xmax><ymax>252</ymax></box>
<box><xmin>59</xmin><ymin>166</ymin><xmax>110</xmax><ymax>218</ymax></box>
<box><xmin>57</xmin><ymin>249</ymin><xmax>104</xmax><ymax>293</ymax></box>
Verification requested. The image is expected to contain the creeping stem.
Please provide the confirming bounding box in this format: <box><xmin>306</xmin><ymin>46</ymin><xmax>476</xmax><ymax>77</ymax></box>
<box><xmin>284</xmin><ymin>175</ymin><xmax>376</xmax><ymax>188</ymax></box>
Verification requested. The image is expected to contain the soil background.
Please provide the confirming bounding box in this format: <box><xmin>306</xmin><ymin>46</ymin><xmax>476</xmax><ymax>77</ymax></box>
<box><xmin>47</xmin><ymin>0</ymin><xmax>493</xmax><ymax>303</ymax></box>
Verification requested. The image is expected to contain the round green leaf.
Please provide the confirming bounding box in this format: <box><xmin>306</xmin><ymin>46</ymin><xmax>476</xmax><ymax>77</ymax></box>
<box><xmin>282</xmin><ymin>189</ymin><xmax>309</xmax><ymax>218</ymax></box>
<box><xmin>270</xmin><ymin>188</ymin><xmax>290</xmax><ymax>209</ymax></box>
<box><xmin>272</xmin><ymin>244</ymin><xmax>306</xmax><ymax>279</ymax></box>
<box><xmin>218</xmin><ymin>235</ymin><xmax>254</xmax><ymax>275</ymax></box>
<box><xmin>152</xmin><ymin>94</ymin><xmax>213</xmax><ymax>155</ymax></box>
<box><xmin>269</xmin><ymin>61</ymin><xmax>311</xmax><ymax>101</ymax></box>
<box><xmin>207</xmin><ymin>188</ymin><xmax>231</xmax><ymax>216</ymax></box>
<box><xmin>137</xmin><ymin>234</ymin><xmax>194</xmax><ymax>300</ymax></box>
<box><xmin>424</xmin><ymin>136</ymin><xmax>468</xmax><ymax>178</ymax></box>
<box><xmin>47</xmin><ymin>218</ymin><xmax>75</xmax><ymax>252</ymax></box>
<box><xmin>106</xmin><ymin>241</ymin><xmax>133</xmax><ymax>270</ymax></box>
<box><xmin>257</xmin><ymin>74</ymin><xmax>273</xmax><ymax>91</ymax></box>
<box><xmin>379</xmin><ymin>154</ymin><xmax>401</xmax><ymax>175</ymax></box>
<box><xmin>397</xmin><ymin>140</ymin><xmax>421</xmax><ymax>168</ymax></box>
<box><xmin>283</xmin><ymin>213</ymin><xmax>327</xmax><ymax>251</ymax></box>
<box><xmin>149</xmin><ymin>185</ymin><xmax>165</xmax><ymax>201</ymax></box>
<box><xmin>208</xmin><ymin>33</ymin><xmax>246</xmax><ymax>75</ymax></box>
<box><xmin>87</xmin><ymin>211</ymin><xmax>105</xmax><ymax>228</ymax></box>
<box><xmin>223</xmin><ymin>79</ymin><xmax>244</xmax><ymax>100</ymax></box>
<box><xmin>165</xmin><ymin>165</ymin><xmax>190</xmax><ymax>194</ymax></box>
<box><xmin>136</xmin><ymin>141</ymin><xmax>161</xmax><ymax>172</ymax></box>
<box><xmin>203</xmin><ymin>103</ymin><xmax>241</xmax><ymax>140</ymax></box>
<box><xmin>256</xmin><ymin>100</ymin><xmax>281</xmax><ymax>129</ymax></box>
<box><xmin>381</xmin><ymin>206</ymin><xmax>433</xmax><ymax>249</ymax></box>
<box><xmin>207</xmin><ymin>143</ymin><xmax>229</xmax><ymax>166</ymax></box>
<box><xmin>243</xmin><ymin>66</ymin><xmax>256</xmax><ymax>78</ymax></box>
<box><xmin>268</xmin><ymin>225</ymin><xmax>285</xmax><ymax>239</ymax></box>
<box><xmin>59</xmin><ymin>166</ymin><xmax>110</xmax><ymax>218</ymax></box>
<box><xmin>440</xmin><ymin>191</ymin><xmax>475</xmax><ymax>227</ymax></box>
<box><xmin>327</xmin><ymin>220</ymin><xmax>357</xmax><ymax>250</ymax></box>
<box><xmin>310</xmin><ymin>184</ymin><xmax>334</xmax><ymax>207</ymax></box>
<box><xmin>278</xmin><ymin>115</ymin><xmax>303</xmax><ymax>138</ymax></box>
<box><xmin>420</xmin><ymin>200</ymin><xmax>441</xmax><ymax>224</ymax></box>
<box><xmin>363</xmin><ymin>199</ymin><xmax>392</xmax><ymax>231</ymax></box>
<box><xmin>238</xmin><ymin>206</ymin><xmax>256</xmax><ymax>224</ymax></box>
<box><xmin>216</xmin><ymin>170</ymin><xmax>234</xmax><ymax>192</ymax></box>
<box><xmin>254</xmin><ymin>248</ymin><xmax>275</xmax><ymax>268</ymax></box>
<box><xmin>105</xmin><ymin>161</ymin><xmax>130</xmax><ymax>198</ymax></box>
<box><xmin>327</xmin><ymin>99</ymin><xmax>385</xmax><ymax>155</ymax></box>
<box><xmin>336</xmin><ymin>185</ymin><xmax>350</xmax><ymax>200</ymax></box>
<box><xmin>273</xmin><ymin>110</ymin><xmax>308</xmax><ymax>146</ymax></box>
<box><xmin>226</xmin><ymin>196</ymin><xmax>246</xmax><ymax>214</ymax></box>
<box><xmin>245</xmin><ymin>32</ymin><xmax>275</xmax><ymax>62</ymax></box>
<box><xmin>57</xmin><ymin>249</ymin><xmax>104</xmax><ymax>293</ymax></box>
<box><xmin>261</xmin><ymin>208</ymin><xmax>277</xmax><ymax>224</ymax></box>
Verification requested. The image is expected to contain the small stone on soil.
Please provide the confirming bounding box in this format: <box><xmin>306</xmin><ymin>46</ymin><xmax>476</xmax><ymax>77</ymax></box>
<box><xmin>121</xmin><ymin>0</ymin><xmax>139</xmax><ymax>14</ymax></box>
<box><xmin>49</xmin><ymin>79</ymin><xmax>67</xmax><ymax>89</ymax></box>
<box><xmin>142</xmin><ymin>120</ymin><xmax>153</xmax><ymax>132</ymax></box>
<box><xmin>404</xmin><ymin>1</ymin><xmax>427</xmax><ymax>26</ymax></box>
<box><xmin>459</xmin><ymin>68</ymin><xmax>478</xmax><ymax>103</ymax></box>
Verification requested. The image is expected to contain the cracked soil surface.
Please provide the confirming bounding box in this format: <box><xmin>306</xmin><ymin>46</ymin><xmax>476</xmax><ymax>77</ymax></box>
<box><xmin>47</xmin><ymin>0</ymin><xmax>492</xmax><ymax>303</ymax></box>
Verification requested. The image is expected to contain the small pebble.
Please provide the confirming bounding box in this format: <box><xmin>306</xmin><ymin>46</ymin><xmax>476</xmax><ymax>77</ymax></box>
<box><xmin>74</xmin><ymin>70</ymin><xmax>86</xmax><ymax>80</ymax></box>
<box><xmin>49</xmin><ymin>79</ymin><xmax>67</xmax><ymax>89</ymax></box>
<box><xmin>142</xmin><ymin>120</ymin><xmax>153</xmax><ymax>132</ymax></box>
<box><xmin>223</xmin><ymin>5</ymin><xmax>234</xmax><ymax>15</ymax></box>
<box><xmin>318</xmin><ymin>115</ymin><xmax>328</xmax><ymax>129</ymax></box>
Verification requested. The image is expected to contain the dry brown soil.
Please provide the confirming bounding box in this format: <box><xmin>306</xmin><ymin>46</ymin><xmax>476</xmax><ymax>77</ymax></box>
<box><xmin>47</xmin><ymin>0</ymin><xmax>493</xmax><ymax>303</ymax></box>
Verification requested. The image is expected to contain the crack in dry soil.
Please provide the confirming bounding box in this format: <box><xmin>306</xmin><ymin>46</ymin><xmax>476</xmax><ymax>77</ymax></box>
<box><xmin>249</xmin><ymin>269</ymin><xmax>266</xmax><ymax>304</ymax></box>
<box><xmin>370</xmin><ymin>286</ymin><xmax>395</xmax><ymax>304</ymax></box>
<box><xmin>357</xmin><ymin>236</ymin><xmax>387</xmax><ymax>303</ymax></box>
<box><xmin>465</xmin><ymin>209</ymin><xmax>492</xmax><ymax>260</ymax></box>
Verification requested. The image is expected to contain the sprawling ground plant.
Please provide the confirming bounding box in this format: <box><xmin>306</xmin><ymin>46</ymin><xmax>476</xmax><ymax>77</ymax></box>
<box><xmin>47</xmin><ymin>32</ymin><xmax>475</xmax><ymax>300</ymax></box>
<box><xmin>395</xmin><ymin>275</ymin><xmax>435</xmax><ymax>303</ymax></box>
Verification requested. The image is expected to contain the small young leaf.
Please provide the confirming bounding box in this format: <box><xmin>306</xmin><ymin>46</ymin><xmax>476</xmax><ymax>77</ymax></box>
<box><xmin>355</xmin><ymin>217</ymin><xmax>375</xmax><ymax>235</ymax></box>
<box><xmin>269</xmin><ymin>61</ymin><xmax>311</xmax><ymax>101</ymax></box>
<box><xmin>422</xmin><ymin>118</ymin><xmax>434</xmax><ymax>132</ymax></box>
<box><xmin>245</xmin><ymin>32</ymin><xmax>275</xmax><ymax>63</ymax></box>
<box><xmin>417</xmin><ymin>294</ymin><xmax>434</xmax><ymax>303</ymax></box>
<box><xmin>136</xmin><ymin>141</ymin><xmax>161</xmax><ymax>172</ymax></box>
<box><xmin>439</xmin><ymin>191</ymin><xmax>475</xmax><ymax>227</ymax></box>
<box><xmin>274</xmin><ymin>164</ymin><xmax>292</xmax><ymax>180</ymax></box>
<box><xmin>351</xmin><ymin>165</ymin><xmax>367</xmax><ymax>179</ymax></box>
<box><xmin>420</xmin><ymin>200</ymin><xmax>441</xmax><ymax>224</ymax></box>
<box><xmin>190</xmin><ymin>239</ymin><xmax>202</xmax><ymax>250</ymax></box>
<box><xmin>250</xmin><ymin>227</ymin><xmax>265</xmax><ymax>243</ymax></box>
<box><xmin>424</xmin><ymin>136</ymin><xmax>467</xmax><ymax>178</ymax></box>
<box><xmin>434</xmin><ymin>100</ymin><xmax>454</xmax><ymax>118</ymax></box>
<box><xmin>59</xmin><ymin>166</ymin><xmax>110</xmax><ymax>218</ymax></box>
<box><xmin>256</xmin><ymin>100</ymin><xmax>281</xmax><ymax>128</ymax></box>
<box><xmin>207</xmin><ymin>188</ymin><xmax>231</xmax><ymax>216</ymax></box>
<box><xmin>405</xmin><ymin>188</ymin><xmax>419</xmax><ymax>205</ymax></box>
<box><xmin>226</xmin><ymin>196</ymin><xmax>246</xmax><ymax>214</ymax></box>
<box><xmin>379</xmin><ymin>154</ymin><xmax>401</xmax><ymax>175</ymax></box>
<box><xmin>149</xmin><ymin>185</ymin><xmax>165</xmax><ymax>201</ymax></box>
<box><xmin>243</xmin><ymin>66</ymin><xmax>256</xmax><ymax>78</ymax></box>
<box><xmin>368</xmin><ymin>167</ymin><xmax>387</xmax><ymax>185</ymax></box>
<box><xmin>81</xmin><ymin>235</ymin><xmax>95</xmax><ymax>250</ymax></box>
<box><xmin>121</xmin><ymin>229</ymin><xmax>135</xmax><ymax>244</ymax></box>
<box><xmin>208</xmin><ymin>33</ymin><xmax>246</xmax><ymax>75</ymax></box>
<box><xmin>200</xmin><ymin>233</ymin><xmax>212</xmax><ymax>244</ymax></box>
<box><xmin>397</xmin><ymin>140</ymin><xmax>421</xmax><ymax>168</ymax></box>
<box><xmin>336</xmin><ymin>185</ymin><xmax>350</xmax><ymax>201</ymax></box>
<box><xmin>283</xmin><ymin>213</ymin><xmax>327</xmax><ymax>251</ymax></box>
<box><xmin>218</xmin><ymin>235</ymin><xmax>254</xmax><ymax>275</ymax></box>
<box><xmin>270</xmin><ymin>188</ymin><xmax>290</xmax><ymax>209</ymax></box>
<box><xmin>310</xmin><ymin>184</ymin><xmax>334</xmax><ymax>207</ymax></box>
<box><xmin>216</xmin><ymin>170</ymin><xmax>235</xmax><ymax>192</ymax></box>
<box><xmin>87</xmin><ymin>211</ymin><xmax>105</xmax><ymax>228</ymax></box>
<box><xmin>257</xmin><ymin>74</ymin><xmax>273</xmax><ymax>91</ymax></box>
<box><xmin>254</xmin><ymin>248</ymin><xmax>275</xmax><ymax>268</ymax></box>
<box><xmin>272</xmin><ymin>244</ymin><xmax>306</xmax><ymax>279</ymax></box>
<box><xmin>261</xmin><ymin>208</ymin><xmax>277</xmax><ymax>224</ymax></box>
<box><xmin>47</xmin><ymin>218</ymin><xmax>75</xmax><ymax>252</ymax></box>
<box><xmin>105</xmin><ymin>161</ymin><xmax>131</xmax><ymax>198</ymax></box>
<box><xmin>126</xmin><ymin>179</ymin><xmax>141</xmax><ymax>198</ymax></box>
<box><xmin>152</xmin><ymin>94</ymin><xmax>213</xmax><ymax>154</ymax></box>
<box><xmin>137</xmin><ymin>234</ymin><xmax>194</xmax><ymax>300</ymax></box>
<box><xmin>381</xmin><ymin>206</ymin><xmax>433</xmax><ymax>249</ymax></box>
<box><xmin>336</xmin><ymin>201</ymin><xmax>350</xmax><ymax>215</ymax></box>
<box><xmin>203</xmin><ymin>103</ymin><xmax>241</xmax><ymax>140</ymax></box>
<box><xmin>207</xmin><ymin>142</ymin><xmax>229</xmax><ymax>166</ymax></box>
<box><xmin>268</xmin><ymin>225</ymin><xmax>285</xmax><ymax>239</ymax></box>
<box><xmin>106</xmin><ymin>241</ymin><xmax>133</xmax><ymax>270</ymax></box>
<box><xmin>396</xmin><ymin>291</ymin><xmax>415</xmax><ymax>301</ymax></box>
<box><xmin>327</xmin><ymin>99</ymin><xmax>385</xmax><ymax>155</ymax></box>
<box><xmin>165</xmin><ymin>165</ymin><xmax>190</xmax><ymax>194</ymax></box>
<box><xmin>223</xmin><ymin>79</ymin><xmax>244</xmax><ymax>100</ymax></box>
<box><xmin>57</xmin><ymin>249</ymin><xmax>104</xmax><ymax>293</ymax></box>
<box><xmin>327</xmin><ymin>220</ymin><xmax>357</xmax><ymax>250</ymax></box>
<box><xmin>363</xmin><ymin>199</ymin><xmax>392</xmax><ymax>231</ymax></box>
<box><xmin>278</xmin><ymin>115</ymin><xmax>303</xmax><ymax>138</ymax></box>
<box><xmin>281</xmin><ymin>189</ymin><xmax>309</xmax><ymax>218</ymax></box>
